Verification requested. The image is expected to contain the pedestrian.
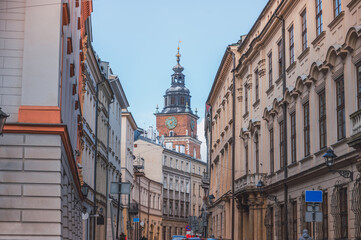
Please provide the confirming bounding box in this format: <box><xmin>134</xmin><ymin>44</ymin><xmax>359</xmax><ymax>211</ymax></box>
<box><xmin>299</xmin><ymin>229</ymin><xmax>312</xmax><ymax>240</ymax></box>
<box><xmin>119</xmin><ymin>232</ymin><xmax>126</xmax><ymax>240</ymax></box>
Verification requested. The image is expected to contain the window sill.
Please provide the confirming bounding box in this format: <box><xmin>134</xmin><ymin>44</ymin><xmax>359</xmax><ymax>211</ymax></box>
<box><xmin>266</xmin><ymin>85</ymin><xmax>274</xmax><ymax>95</ymax></box>
<box><xmin>286</xmin><ymin>61</ymin><xmax>297</xmax><ymax>74</ymax></box>
<box><xmin>331</xmin><ymin>137</ymin><xmax>348</xmax><ymax>148</ymax></box>
<box><xmin>243</xmin><ymin>111</ymin><xmax>249</xmax><ymax>119</ymax></box>
<box><xmin>288</xmin><ymin>161</ymin><xmax>299</xmax><ymax>169</ymax></box>
<box><xmin>275</xmin><ymin>76</ymin><xmax>283</xmax><ymax>86</ymax></box>
<box><xmin>311</xmin><ymin>31</ymin><xmax>326</xmax><ymax>47</ymax></box>
<box><xmin>298</xmin><ymin>47</ymin><xmax>310</xmax><ymax>62</ymax></box>
<box><xmin>253</xmin><ymin>99</ymin><xmax>260</xmax><ymax>108</ymax></box>
<box><xmin>314</xmin><ymin>147</ymin><xmax>327</xmax><ymax>157</ymax></box>
<box><xmin>347</xmin><ymin>0</ymin><xmax>359</xmax><ymax>11</ymax></box>
<box><xmin>328</xmin><ymin>11</ymin><xmax>344</xmax><ymax>31</ymax></box>
<box><xmin>300</xmin><ymin>154</ymin><xmax>313</xmax><ymax>163</ymax></box>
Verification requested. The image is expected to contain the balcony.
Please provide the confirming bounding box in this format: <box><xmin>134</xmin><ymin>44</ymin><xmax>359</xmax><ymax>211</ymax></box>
<box><xmin>348</xmin><ymin>109</ymin><xmax>361</xmax><ymax>149</ymax></box>
<box><xmin>201</xmin><ymin>172</ymin><xmax>210</xmax><ymax>189</ymax></box>
<box><xmin>235</xmin><ymin>173</ymin><xmax>266</xmax><ymax>194</ymax></box>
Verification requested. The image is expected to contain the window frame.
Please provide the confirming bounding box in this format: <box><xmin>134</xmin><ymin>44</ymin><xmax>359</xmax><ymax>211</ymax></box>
<box><xmin>301</xmin><ymin>9</ymin><xmax>307</xmax><ymax>51</ymax></box>
<box><xmin>316</xmin><ymin>0</ymin><xmax>323</xmax><ymax>36</ymax></box>
<box><xmin>319</xmin><ymin>90</ymin><xmax>327</xmax><ymax>149</ymax></box>
<box><xmin>278</xmin><ymin>40</ymin><xmax>282</xmax><ymax>78</ymax></box>
<box><xmin>255</xmin><ymin>133</ymin><xmax>259</xmax><ymax>173</ymax></box>
<box><xmin>304</xmin><ymin>101</ymin><xmax>310</xmax><ymax>157</ymax></box>
<box><xmin>279</xmin><ymin>121</ymin><xmax>284</xmax><ymax>168</ymax></box>
<box><xmin>289</xmin><ymin>25</ymin><xmax>295</xmax><ymax>65</ymax></box>
<box><xmin>255</xmin><ymin>70</ymin><xmax>259</xmax><ymax>102</ymax></box>
<box><xmin>270</xmin><ymin>128</ymin><xmax>274</xmax><ymax>173</ymax></box>
<box><xmin>333</xmin><ymin>0</ymin><xmax>341</xmax><ymax>18</ymax></box>
<box><xmin>290</xmin><ymin>112</ymin><xmax>297</xmax><ymax>163</ymax></box>
<box><xmin>268</xmin><ymin>52</ymin><xmax>273</xmax><ymax>88</ymax></box>
<box><xmin>336</xmin><ymin>77</ymin><xmax>346</xmax><ymax>140</ymax></box>
<box><xmin>357</xmin><ymin>64</ymin><xmax>361</xmax><ymax>110</ymax></box>
<box><xmin>245</xmin><ymin>145</ymin><xmax>249</xmax><ymax>174</ymax></box>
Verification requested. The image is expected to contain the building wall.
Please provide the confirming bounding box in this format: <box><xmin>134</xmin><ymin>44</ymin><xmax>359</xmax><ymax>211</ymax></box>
<box><xmin>229</xmin><ymin>0</ymin><xmax>361</xmax><ymax>239</ymax></box>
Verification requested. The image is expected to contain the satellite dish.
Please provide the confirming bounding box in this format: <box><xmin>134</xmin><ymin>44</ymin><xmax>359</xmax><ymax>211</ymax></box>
<box><xmin>82</xmin><ymin>212</ymin><xmax>89</xmax><ymax>220</ymax></box>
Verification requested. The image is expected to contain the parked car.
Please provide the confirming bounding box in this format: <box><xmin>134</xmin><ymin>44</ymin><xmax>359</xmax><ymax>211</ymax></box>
<box><xmin>172</xmin><ymin>235</ymin><xmax>186</xmax><ymax>240</ymax></box>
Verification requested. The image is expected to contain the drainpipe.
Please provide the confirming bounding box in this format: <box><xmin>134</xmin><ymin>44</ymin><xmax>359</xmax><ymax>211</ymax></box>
<box><xmin>227</xmin><ymin>47</ymin><xmax>236</xmax><ymax>240</ymax></box>
<box><xmin>275</xmin><ymin>13</ymin><xmax>289</xmax><ymax>240</ymax></box>
<box><xmin>105</xmin><ymin>97</ymin><xmax>113</xmax><ymax>240</ymax></box>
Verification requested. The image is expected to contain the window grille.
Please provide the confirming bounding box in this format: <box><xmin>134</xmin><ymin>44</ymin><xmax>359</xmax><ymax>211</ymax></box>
<box><xmin>265</xmin><ymin>206</ymin><xmax>274</xmax><ymax>240</ymax></box>
<box><xmin>331</xmin><ymin>182</ymin><xmax>348</xmax><ymax>239</ymax></box>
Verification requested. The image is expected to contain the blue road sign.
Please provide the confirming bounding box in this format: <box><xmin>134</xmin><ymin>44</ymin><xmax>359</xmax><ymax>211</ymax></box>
<box><xmin>133</xmin><ymin>217</ymin><xmax>139</xmax><ymax>222</ymax></box>
<box><xmin>305</xmin><ymin>190</ymin><xmax>323</xmax><ymax>202</ymax></box>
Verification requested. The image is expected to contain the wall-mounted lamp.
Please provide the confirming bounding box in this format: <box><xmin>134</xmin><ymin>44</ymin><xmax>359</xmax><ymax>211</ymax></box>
<box><xmin>323</xmin><ymin>148</ymin><xmax>353</xmax><ymax>181</ymax></box>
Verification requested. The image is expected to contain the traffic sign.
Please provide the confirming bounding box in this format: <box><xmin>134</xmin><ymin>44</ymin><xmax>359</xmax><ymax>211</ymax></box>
<box><xmin>305</xmin><ymin>211</ymin><xmax>322</xmax><ymax>222</ymax></box>
<box><xmin>133</xmin><ymin>217</ymin><xmax>139</xmax><ymax>222</ymax></box>
<box><xmin>305</xmin><ymin>190</ymin><xmax>323</xmax><ymax>202</ymax></box>
<box><xmin>185</xmin><ymin>225</ymin><xmax>191</xmax><ymax>231</ymax></box>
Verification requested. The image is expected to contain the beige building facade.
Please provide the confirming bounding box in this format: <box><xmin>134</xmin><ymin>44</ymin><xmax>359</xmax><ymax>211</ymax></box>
<box><xmin>206</xmin><ymin>0</ymin><xmax>361</xmax><ymax>239</ymax></box>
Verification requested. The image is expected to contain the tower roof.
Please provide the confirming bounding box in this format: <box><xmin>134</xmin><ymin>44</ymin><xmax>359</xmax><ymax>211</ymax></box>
<box><xmin>160</xmin><ymin>46</ymin><xmax>195</xmax><ymax>115</ymax></box>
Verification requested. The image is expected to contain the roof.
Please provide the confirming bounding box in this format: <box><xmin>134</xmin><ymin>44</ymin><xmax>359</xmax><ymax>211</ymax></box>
<box><xmin>122</xmin><ymin>111</ymin><xmax>137</xmax><ymax>130</ymax></box>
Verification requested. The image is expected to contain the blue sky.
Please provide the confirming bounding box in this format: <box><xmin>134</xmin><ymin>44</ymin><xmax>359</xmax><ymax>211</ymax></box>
<box><xmin>92</xmin><ymin>0</ymin><xmax>268</xmax><ymax>130</ymax></box>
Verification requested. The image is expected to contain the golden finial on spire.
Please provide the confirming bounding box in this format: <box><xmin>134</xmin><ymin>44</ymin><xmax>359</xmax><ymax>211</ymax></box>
<box><xmin>176</xmin><ymin>40</ymin><xmax>182</xmax><ymax>63</ymax></box>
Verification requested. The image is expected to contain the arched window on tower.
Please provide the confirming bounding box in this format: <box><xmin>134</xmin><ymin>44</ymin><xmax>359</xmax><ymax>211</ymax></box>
<box><xmin>180</xmin><ymin>97</ymin><xmax>185</xmax><ymax>105</ymax></box>
<box><xmin>171</xmin><ymin>96</ymin><xmax>175</xmax><ymax>105</ymax></box>
<box><xmin>165</xmin><ymin>97</ymin><xmax>167</xmax><ymax>106</ymax></box>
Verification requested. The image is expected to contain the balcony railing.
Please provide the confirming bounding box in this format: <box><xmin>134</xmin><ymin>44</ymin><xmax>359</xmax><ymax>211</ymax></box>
<box><xmin>351</xmin><ymin>109</ymin><xmax>361</xmax><ymax>136</ymax></box>
<box><xmin>235</xmin><ymin>173</ymin><xmax>266</xmax><ymax>193</ymax></box>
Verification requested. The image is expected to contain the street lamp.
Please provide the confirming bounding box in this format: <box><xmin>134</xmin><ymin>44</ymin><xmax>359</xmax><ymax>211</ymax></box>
<box><xmin>323</xmin><ymin>148</ymin><xmax>353</xmax><ymax>180</ymax></box>
<box><xmin>0</xmin><ymin>108</ymin><xmax>9</xmax><ymax>135</ymax></box>
<box><xmin>256</xmin><ymin>180</ymin><xmax>279</xmax><ymax>205</ymax></box>
<box><xmin>81</xmin><ymin>183</ymin><xmax>89</xmax><ymax>198</ymax></box>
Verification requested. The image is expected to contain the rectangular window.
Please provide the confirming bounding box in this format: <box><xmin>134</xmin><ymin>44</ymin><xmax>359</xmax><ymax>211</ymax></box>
<box><xmin>292</xmin><ymin>201</ymin><xmax>297</xmax><ymax>240</ymax></box>
<box><xmin>245</xmin><ymin>145</ymin><xmax>249</xmax><ymax>174</ymax></box>
<box><xmin>304</xmin><ymin>102</ymin><xmax>310</xmax><ymax>156</ymax></box>
<box><xmin>316</xmin><ymin>0</ymin><xmax>323</xmax><ymax>36</ymax></box>
<box><xmin>171</xmin><ymin>96</ymin><xmax>175</xmax><ymax>105</ymax></box>
<box><xmin>319</xmin><ymin>91</ymin><xmax>327</xmax><ymax>149</ymax></box>
<box><xmin>163</xmin><ymin>201</ymin><xmax>167</xmax><ymax>215</ymax></box>
<box><xmin>268</xmin><ymin>52</ymin><xmax>273</xmax><ymax>87</ymax></box>
<box><xmin>245</xmin><ymin>85</ymin><xmax>248</xmax><ymax>113</ymax></box>
<box><xmin>289</xmin><ymin>25</ymin><xmax>294</xmax><ymax>65</ymax></box>
<box><xmin>255</xmin><ymin>70</ymin><xmax>259</xmax><ymax>102</ymax></box>
<box><xmin>280</xmin><ymin>121</ymin><xmax>284</xmax><ymax>168</ymax></box>
<box><xmin>357</xmin><ymin>65</ymin><xmax>361</xmax><ymax>109</ymax></box>
<box><xmin>322</xmin><ymin>192</ymin><xmax>328</xmax><ymax>239</ymax></box>
<box><xmin>163</xmin><ymin>176</ymin><xmax>167</xmax><ymax>189</ymax></box>
<box><xmin>270</xmin><ymin>129</ymin><xmax>274</xmax><ymax>173</ymax></box>
<box><xmin>291</xmin><ymin>112</ymin><xmax>297</xmax><ymax>163</ymax></box>
<box><xmin>255</xmin><ymin>135</ymin><xmax>259</xmax><ymax>174</ymax></box>
<box><xmin>340</xmin><ymin>187</ymin><xmax>348</xmax><ymax>238</ymax></box>
<box><xmin>278</xmin><ymin>40</ymin><xmax>282</xmax><ymax>78</ymax></box>
<box><xmin>334</xmin><ymin>0</ymin><xmax>341</xmax><ymax>17</ymax></box>
<box><xmin>336</xmin><ymin>77</ymin><xmax>345</xmax><ymax>140</ymax></box>
<box><xmin>301</xmin><ymin>9</ymin><xmax>307</xmax><ymax>51</ymax></box>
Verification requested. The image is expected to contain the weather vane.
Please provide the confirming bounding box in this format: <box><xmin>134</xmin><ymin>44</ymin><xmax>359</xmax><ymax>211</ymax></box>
<box><xmin>176</xmin><ymin>40</ymin><xmax>182</xmax><ymax>63</ymax></box>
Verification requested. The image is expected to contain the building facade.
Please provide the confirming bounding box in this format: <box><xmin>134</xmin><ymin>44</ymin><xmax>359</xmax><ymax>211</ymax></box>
<box><xmin>206</xmin><ymin>0</ymin><xmax>361</xmax><ymax>239</ymax></box>
<box><xmin>0</xmin><ymin>0</ymin><xmax>85</xmax><ymax>239</ymax></box>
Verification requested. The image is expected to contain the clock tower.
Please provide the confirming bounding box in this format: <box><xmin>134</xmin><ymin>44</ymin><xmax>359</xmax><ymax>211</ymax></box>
<box><xmin>155</xmin><ymin>47</ymin><xmax>201</xmax><ymax>159</ymax></box>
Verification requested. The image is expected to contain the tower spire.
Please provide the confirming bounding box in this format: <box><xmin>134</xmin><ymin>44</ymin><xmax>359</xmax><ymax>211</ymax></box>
<box><xmin>176</xmin><ymin>41</ymin><xmax>181</xmax><ymax>64</ymax></box>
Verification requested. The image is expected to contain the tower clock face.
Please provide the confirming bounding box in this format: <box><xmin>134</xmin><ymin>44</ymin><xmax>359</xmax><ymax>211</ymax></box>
<box><xmin>190</xmin><ymin>119</ymin><xmax>195</xmax><ymax>131</ymax></box>
<box><xmin>165</xmin><ymin>116</ymin><xmax>177</xmax><ymax>129</ymax></box>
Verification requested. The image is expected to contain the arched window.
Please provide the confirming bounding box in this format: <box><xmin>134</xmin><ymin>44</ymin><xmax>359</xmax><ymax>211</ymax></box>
<box><xmin>171</xmin><ymin>96</ymin><xmax>175</xmax><ymax>105</ymax></box>
<box><xmin>165</xmin><ymin>97</ymin><xmax>168</xmax><ymax>106</ymax></box>
<box><xmin>180</xmin><ymin>97</ymin><xmax>185</xmax><ymax>105</ymax></box>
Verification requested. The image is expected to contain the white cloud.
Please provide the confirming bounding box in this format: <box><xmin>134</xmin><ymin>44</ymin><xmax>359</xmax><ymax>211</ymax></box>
<box><xmin>197</xmin><ymin>118</ymin><xmax>207</xmax><ymax>162</ymax></box>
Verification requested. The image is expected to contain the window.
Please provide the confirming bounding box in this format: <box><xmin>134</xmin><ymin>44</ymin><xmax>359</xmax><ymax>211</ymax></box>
<box><xmin>268</xmin><ymin>52</ymin><xmax>273</xmax><ymax>87</ymax></box>
<box><xmin>193</xmin><ymin>204</ymin><xmax>196</xmax><ymax>216</ymax></box>
<box><xmin>169</xmin><ymin>201</ymin><xmax>173</xmax><ymax>215</ymax></box>
<box><xmin>358</xmin><ymin>65</ymin><xmax>361</xmax><ymax>109</ymax></box>
<box><xmin>176</xmin><ymin>159</ymin><xmax>178</xmax><ymax>169</ymax></box>
<box><xmin>163</xmin><ymin>176</ymin><xmax>167</xmax><ymax>189</ymax></box>
<box><xmin>175</xmin><ymin>180</ymin><xmax>179</xmax><ymax>191</ymax></box>
<box><xmin>180</xmin><ymin>161</ymin><xmax>183</xmax><ymax>170</ymax></box>
<box><xmin>193</xmin><ymin>183</ymin><xmax>196</xmax><ymax>196</ymax></box>
<box><xmin>291</xmin><ymin>112</ymin><xmax>297</xmax><ymax>163</ymax></box>
<box><xmin>245</xmin><ymin>145</ymin><xmax>249</xmax><ymax>174</ymax></box>
<box><xmin>278</xmin><ymin>40</ymin><xmax>282</xmax><ymax>78</ymax></box>
<box><xmin>319</xmin><ymin>91</ymin><xmax>327</xmax><ymax>149</ymax></box>
<box><xmin>270</xmin><ymin>129</ymin><xmax>274</xmax><ymax>173</ymax></box>
<box><xmin>169</xmin><ymin>131</ymin><xmax>174</xmax><ymax>137</ymax></box>
<box><xmin>322</xmin><ymin>192</ymin><xmax>328</xmax><ymax>239</ymax></box>
<box><xmin>163</xmin><ymin>201</ymin><xmax>167</xmax><ymax>215</ymax></box>
<box><xmin>340</xmin><ymin>187</ymin><xmax>348</xmax><ymax>239</ymax></box>
<box><xmin>163</xmin><ymin>156</ymin><xmax>167</xmax><ymax>166</ymax></box>
<box><xmin>169</xmin><ymin>178</ymin><xmax>173</xmax><ymax>190</ymax></box>
<box><xmin>180</xmin><ymin>203</ymin><xmax>184</xmax><ymax>217</ymax></box>
<box><xmin>292</xmin><ymin>201</ymin><xmax>297</xmax><ymax>240</ymax></box>
<box><xmin>304</xmin><ymin>102</ymin><xmax>310</xmax><ymax>156</ymax></box>
<box><xmin>171</xmin><ymin>96</ymin><xmax>175</xmax><ymax>105</ymax></box>
<box><xmin>289</xmin><ymin>25</ymin><xmax>294</xmax><ymax>65</ymax></box>
<box><xmin>180</xmin><ymin>96</ymin><xmax>185</xmax><ymax>105</ymax></box>
<box><xmin>316</xmin><ymin>0</ymin><xmax>323</xmax><ymax>36</ymax></box>
<box><xmin>336</xmin><ymin>77</ymin><xmax>345</xmax><ymax>140</ymax></box>
<box><xmin>301</xmin><ymin>9</ymin><xmax>307</xmax><ymax>51</ymax></box>
<box><xmin>255</xmin><ymin>70</ymin><xmax>259</xmax><ymax>102</ymax></box>
<box><xmin>175</xmin><ymin>202</ymin><xmax>178</xmax><ymax>216</ymax></box>
<box><xmin>186</xmin><ymin>163</ymin><xmax>189</xmax><ymax>172</ymax></box>
<box><xmin>334</xmin><ymin>0</ymin><xmax>341</xmax><ymax>17</ymax></box>
<box><xmin>198</xmin><ymin>185</ymin><xmax>201</xmax><ymax>198</ymax></box>
<box><xmin>245</xmin><ymin>84</ymin><xmax>248</xmax><ymax>113</ymax></box>
<box><xmin>165</xmin><ymin>98</ymin><xmax>167</xmax><ymax>106</ymax></box>
<box><xmin>180</xmin><ymin>181</ymin><xmax>184</xmax><ymax>192</ymax></box>
<box><xmin>255</xmin><ymin>133</ymin><xmax>259</xmax><ymax>173</ymax></box>
<box><xmin>279</xmin><ymin>121</ymin><xmax>284</xmax><ymax>168</ymax></box>
<box><xmin>186</xmin><ymin>182</ymin><xmax>190</xmax><ymax>193</ymax></box>
<box><xmin>170</xmin><ymin>158</ymin><xmax>173</xmax><ymax>167</ymax></box>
